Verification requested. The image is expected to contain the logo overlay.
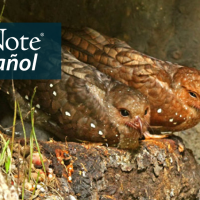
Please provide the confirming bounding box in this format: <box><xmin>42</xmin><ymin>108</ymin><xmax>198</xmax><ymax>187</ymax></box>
<box><xmin>0</xmin><ymin>23</ymin><xmax>61</xmax><ymax>79</ymax></box>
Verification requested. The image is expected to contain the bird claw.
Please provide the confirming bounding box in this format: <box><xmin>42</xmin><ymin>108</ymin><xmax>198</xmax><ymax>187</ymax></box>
<box><xmin>142</xmin><ymin>133</ymin><xmax>185</xmax><ymax>153</ymax></box>
<box><xmin>143</xmin><ymin>131</ymin><xmax>171</xmax><ymax>139</ymax></box>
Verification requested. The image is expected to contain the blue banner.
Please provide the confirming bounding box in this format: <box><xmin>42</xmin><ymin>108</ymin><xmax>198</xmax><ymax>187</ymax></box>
<box><xmin>0</xmin><ymin>23</ymin><xmax>61</xmax><ymax>79</ymax></box>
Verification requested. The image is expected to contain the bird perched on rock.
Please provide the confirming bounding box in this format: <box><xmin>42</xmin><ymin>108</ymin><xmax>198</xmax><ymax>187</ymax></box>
<box><xmin>62</xmin><ymin>27</ymin><xmax>200</xmax><ymax>132</ymax></box>
<box><xmin>0</xmin><ymin>51</ymin><xmax>155</xmax><ymax>149</ymax></box>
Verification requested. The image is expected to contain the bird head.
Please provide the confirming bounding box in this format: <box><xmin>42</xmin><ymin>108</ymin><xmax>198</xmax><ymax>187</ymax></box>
<box><xmin>170</xmin><ymin>67</ymin><xmax>200</xmax><ymax>130</ymax></box>
<box><xmin>173</xmin><ymin>67</ymin><xmax>200</xmax><ymax>111</ymax></box>
<box><xmin>106</xmin><ymin>84</ymin><xmax>150</xmax><ymax>140</ymax></box>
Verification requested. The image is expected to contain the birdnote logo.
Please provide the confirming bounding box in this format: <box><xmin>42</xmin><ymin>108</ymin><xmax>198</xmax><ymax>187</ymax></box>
<box><xmin>0</xmin><ymin>23</ymin><xmax>61</xmax><ymax>79</ymax></box>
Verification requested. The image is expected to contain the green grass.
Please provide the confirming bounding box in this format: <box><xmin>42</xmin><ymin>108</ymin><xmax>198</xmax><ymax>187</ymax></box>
<box><xmin>0</xmin><ymin>2</ymin><xmax>48</xmax><ymax>198</ymax></box>
<box><xmin>0</xmin><ymin>135</ymin><xmax>11</xmax><ymax>174</ymax></box>
<box><xmin>0</xmin><ymin>85</ymin><xmax>47</xmax><ymax>200</ymax></box>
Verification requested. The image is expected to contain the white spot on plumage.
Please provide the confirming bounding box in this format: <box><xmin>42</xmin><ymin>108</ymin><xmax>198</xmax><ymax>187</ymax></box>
<box><xmin>91</xmin><ymin>123</ymin><xmax>95</xmax><ymax>128</ymax></box>
<box><xmin>65</xmin><ymin>111</ymin><xmax>71</xmax><ymax>116</ymax></box>
<box><xmin>36</xmin><ymin>104</ymin><xmax>40</xmax><ymax>109</ymax></box>
<box><xmin>50</xmin><ymin>83</ymin><xmax>53</xmax><ymax>88</ymax></box>
<box><xmin>157</xmin><ymin>108</ymin><xmax>162</xmax><ymax>113</ymax></box>
<box><xmin>180</xmin><ymin>115</ymin><xmax>182</xmax><ymax>117</ymax></box>
<box><xmin>53</xmin><ymin>91</ymin><xmax>57</xmax><ymax>96</ymax></box>
<box><xmin>169</xmin><ymin>118</ymin><xmax>173</xmax><ymax>122</ymax></box>
<box><xmin>82</xmin><ymin>171</ymin><xmax>86</xmax><ymax>177</ymax></box>
<box><xmin>175</xmin><ymin>113</ymin><xmax>178</xmax><ymax>115</ymax></box>
<box><xmin>173</xmin><ymin>122</ymin><xmax>177</xmax><ymax>125</ymax></box>
<box><xmin>25</xmin><ymin>95</ymin><xmax>29</xmax><ymax>100</ymax></box>
<box><xmin>98</xmin><ymin>130</ymin><xmax>103</xmax><ymax>135</ymax></box>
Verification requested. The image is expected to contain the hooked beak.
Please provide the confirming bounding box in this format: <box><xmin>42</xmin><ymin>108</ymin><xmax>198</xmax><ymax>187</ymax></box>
<box><xmin>125</xmin><ymin>116</ymin><xmax>143</xmax><ymax>135</ymax></box>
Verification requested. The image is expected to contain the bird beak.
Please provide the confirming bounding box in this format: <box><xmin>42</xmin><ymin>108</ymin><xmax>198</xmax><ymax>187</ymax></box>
<box><xmin>125</xmin><ymin>116</ymin><xmax>143</xmax><ymax>134</ymax></box>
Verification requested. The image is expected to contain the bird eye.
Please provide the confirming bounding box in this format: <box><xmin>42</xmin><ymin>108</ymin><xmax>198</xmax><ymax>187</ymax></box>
<box><xmin>189</xmin><ymin>91</ymin><xmax>197</xmax><ymax>98</ymax></box>
<box><xmin>144</xmin><ymin>107</ymin><xmax>149</xmax><ymax>115</ymax></box>
<box><xmin>120</xmin><ymin>109</ymin><xmax>129</xmax><ymax>117</ymax></box>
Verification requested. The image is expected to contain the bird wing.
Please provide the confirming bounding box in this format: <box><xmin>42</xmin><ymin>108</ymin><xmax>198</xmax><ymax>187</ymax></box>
<box><xmin>61</xmin><ymin>27</ymin><xmax>173</xmax><ymax>84</ymax></box>
<box><xmin>61</xmin><ymin>50</ymin><xmax>113</xmax><ymax>93</ymax></box>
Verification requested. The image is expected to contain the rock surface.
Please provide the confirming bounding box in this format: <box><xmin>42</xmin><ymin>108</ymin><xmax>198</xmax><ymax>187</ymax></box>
<box><xmin>67</xmin><ymin>140</ymin><xmax>200</xmax><ymax>199</ymax></box>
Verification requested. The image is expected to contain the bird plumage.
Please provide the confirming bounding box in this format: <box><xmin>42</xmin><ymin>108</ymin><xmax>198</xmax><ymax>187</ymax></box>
<box><xmin>0</xmin><ymin>51</ymin><xmax>151</xmax><ymax>149</ymax></box>
<box><xmin>62</xmin><ymin>27</ymin><xmax>200</xmax><ymax>131</ymax></box>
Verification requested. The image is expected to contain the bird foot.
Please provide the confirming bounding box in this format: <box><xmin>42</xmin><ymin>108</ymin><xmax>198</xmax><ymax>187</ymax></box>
<box><xmin>142</xmin><ymin>134</ymin><xmax>185</xmax><ymax>153</ymax></box>
<box><xmin>143</xmin><ymin>131</ymin><xmax>171</xmax><ymax>139</ymax></box>
<box><xmin>81</xmin><ymin>142</ymin><xmax>104</xmax><ymax>149</ymax></box>
<box><xmin>141</xmin><ymin>135</ymin><xmax>184</xmax><ymax>172</ymax></box>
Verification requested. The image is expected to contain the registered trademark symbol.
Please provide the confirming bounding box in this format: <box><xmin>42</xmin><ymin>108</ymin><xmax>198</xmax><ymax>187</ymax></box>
<box><xmin>40</xmin><ymin>33</ymin><xmax>44</xmax><ymax>37</ymax></box>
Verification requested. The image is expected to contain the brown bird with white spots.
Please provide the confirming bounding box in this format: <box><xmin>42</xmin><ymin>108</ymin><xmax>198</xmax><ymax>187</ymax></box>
<box><xmin>62</xmin><ymin>27</ymin><xmax>200</xmax><ymax>132</ymax></box>
<box><xmin>0</xmin><ymin>51</ymin><xmax>154</xmax><ymax>149</ymax></box>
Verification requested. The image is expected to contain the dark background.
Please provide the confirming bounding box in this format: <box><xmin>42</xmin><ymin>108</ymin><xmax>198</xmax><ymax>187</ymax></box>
<box><xmin>1</xmin><ymin>0</ymin><xmax>200</xmax><ymax>162</ymax></box>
